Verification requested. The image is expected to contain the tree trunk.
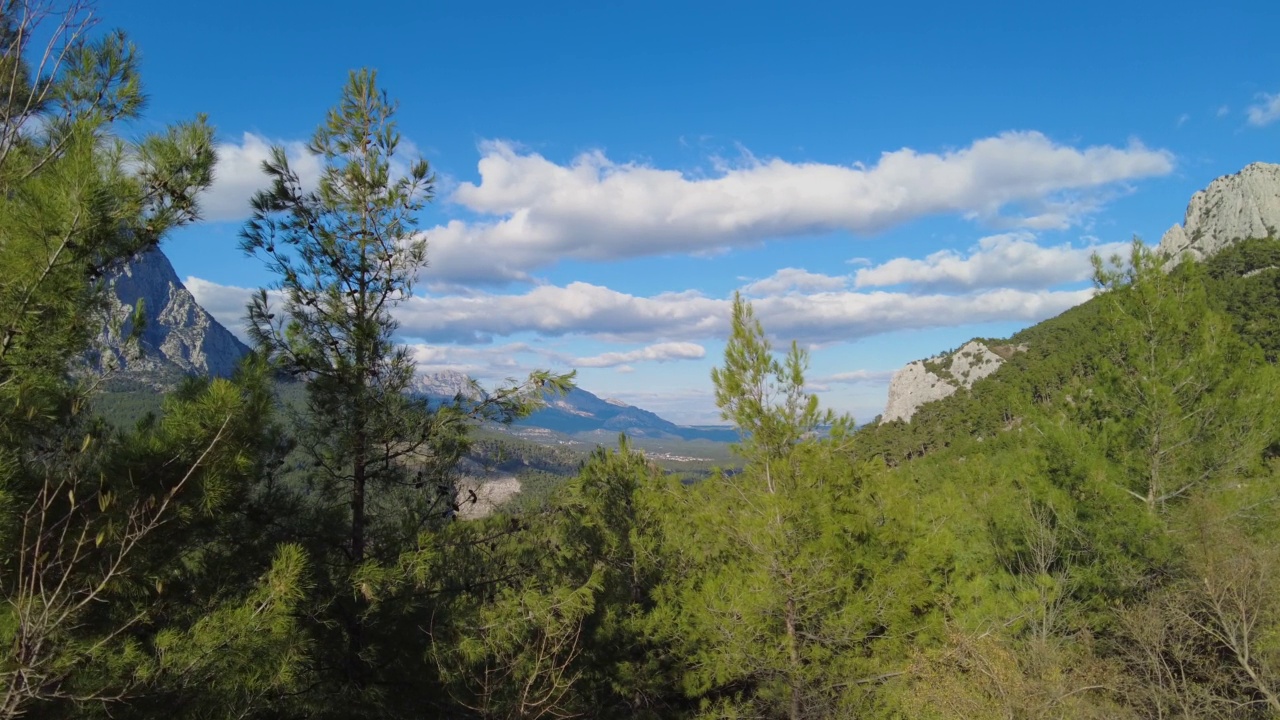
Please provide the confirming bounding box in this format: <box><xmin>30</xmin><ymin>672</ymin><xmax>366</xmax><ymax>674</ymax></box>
<box><xmin>786</xmin><ymin>582</ymin><xmax>801</xmax><ymax>720</ymax></box>
<box><xmin>348</xmin><ymin>432</ymin><xmax>367</xmax><ymax>684</ymax></box>
<box><xmin>352</xmin><ymin>440</ymin><xmax>366</xmax><ymax>565</ymax></box>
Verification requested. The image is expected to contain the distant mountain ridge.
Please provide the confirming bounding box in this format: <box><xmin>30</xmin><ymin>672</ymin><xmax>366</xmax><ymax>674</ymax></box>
<box><xmin>529</xmin><ymin>388</ymin><xmax>738</xmax><ymax>442</ymax></box>
<box><xmin>412</xmin><ymin>370</ymin><xmax>738</xmax><ymax>442</ymax></box>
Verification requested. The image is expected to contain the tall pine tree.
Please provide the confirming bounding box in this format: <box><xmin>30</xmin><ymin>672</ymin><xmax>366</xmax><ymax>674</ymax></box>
<box><xmin>241</xmin><ymin>68</ymin><xmax>571</xmax><ymax>716</ymax></box>
<box><xmin>0</xmin><ymin>3</ymin><xmax>308</xmax><ymax>718</ymax></box>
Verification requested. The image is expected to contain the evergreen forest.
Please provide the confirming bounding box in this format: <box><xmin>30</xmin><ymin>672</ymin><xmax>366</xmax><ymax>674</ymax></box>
<box><xmin>6</xmin><ymin>3</ymin><xmax>1280</xmax><ymax>718</ymax></box>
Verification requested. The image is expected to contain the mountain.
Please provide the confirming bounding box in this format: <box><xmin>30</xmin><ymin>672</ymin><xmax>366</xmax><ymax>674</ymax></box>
<box><xmin>91</xmin><ymin>248</ymin><xmax>250</xmax><ymax>388</ymax></box>
<box><xmin>520</xmin><ymin>388</ymin><xmax>738</xmax><ymax>442</ymax></box>
<box><xmin>91</xmin><ymin>251</ymin><xmax>736</xmax><ymax>444</ymax></box>
<box><xmin>408</xmin><ymin>369</ymin><xmax>479</xmax><ymax>399</ymax></box>
<box><xmin>412</xmin><ymin>370</ymin><xmax>738</xmax><ymax>443</ymax></box>
<box><xmin>878</xmin><ymin>162</ymin><xmax>1280</xmax><ymax>426</ymax></box>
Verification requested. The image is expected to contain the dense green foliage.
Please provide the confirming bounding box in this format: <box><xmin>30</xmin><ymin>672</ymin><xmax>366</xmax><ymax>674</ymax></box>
<box><xmin>8</xmin><ymin>4</ymin><xmax>1280</xmax><ymax>718</ymax></box>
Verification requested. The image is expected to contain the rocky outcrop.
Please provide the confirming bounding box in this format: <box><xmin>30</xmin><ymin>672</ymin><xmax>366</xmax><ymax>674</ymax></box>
<box><xmin>882</xmin><ymin>361</ymin><xmax>958</xmax><ymax>424</ymax></box>
<box><xmin>92</xmin><ymin>249</ymin><xmax>249</xmax><ymax>388</ymax></box>
<box><xmin>882</xmin><ymin>340</ymin><xmax>1022</xmax><ymax>423</ymax></box>
<box><xmin>1159</xmin><ymin>162</ymin><xmax>1280</xmax><ymax>261</ymax></box>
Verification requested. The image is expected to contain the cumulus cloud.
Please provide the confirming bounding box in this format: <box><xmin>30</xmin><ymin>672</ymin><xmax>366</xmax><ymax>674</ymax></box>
<box><xmin>201</xmin><ymin>133</ymin><xmax>323</xmax><ymax>222</ymax></box>
<box><xmin>395</xmin><ymin>283</ymin><xmax>724</xmax><ymax>343</ymax></box>
<box><xmin>573</xmin><ymin>342</ymin><xmax>705</xmax><ymax>368</ymax></box>
<box><xmin>423</xmin><ymin>132</ymin><xmax>1172</xmax><ymax>283</ymax></box>
<box><xmin>819</xmin><ymin>369</ymin><xmax>897</xmax><ymax>385</ymax></box>
<box><xmin>742</xmin><ymin>268</ymin><xmax>848</xmax><ymax>296</ymax></box>
<box><xmin>1247</xmin><ymin>93</ymin><xmax>1280</xmax><ymax>127</ymax></box>
<box><xmin>745</xmin><ymin>287</ymin><xmax>1093</xmax><ymax>345</ymax></box>
<box><xmin>188</xmin><ymin>275</ymin><xmax>1093</xmax><ymax>349</ymax></box>
<box><xmin>853</xmin><ymin>233</ymin><xmax>1127</xmax><ymax>292</ymax></box>
<box><xmin>184</xmin><ymin>276</ymin><xmax>259</xmax><ymax>339</ymax></box>
<box><xmin>404</xmin><ymin>342</ymin><xmax>550</xmax><ymax>380</ymax></box>
<box><xmin>183</xmin><ymin>275</ymin><xmax>711</xmax><ymax>365</ymax></box>
<box><xmin>389</xmin><ymin>283</ymin><xmax>1091</xmax><ymax>346</ymax></box>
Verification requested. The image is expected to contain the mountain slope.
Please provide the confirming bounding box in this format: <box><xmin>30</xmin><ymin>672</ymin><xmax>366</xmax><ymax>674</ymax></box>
<box><xmin>412</xmin><ymin>370</ymin><xmax>738</xmax><ymax>443</ymax></box>
<box><xmin>859</xmin><ymin>161</ymin><xmax>1280</xmax><ymax>463</ymax></box>
<box><xmin>92</xmin><ymin>248</ymin><xmax>249</xmax><ymax>388</ymax></box>
<box><xmin>523</xmin><ymin>388</ymin><xmax>737</xmax><ymax>442</ymax></box>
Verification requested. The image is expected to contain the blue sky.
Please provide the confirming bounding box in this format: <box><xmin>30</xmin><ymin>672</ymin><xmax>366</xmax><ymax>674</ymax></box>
<box><xmin>107</xmin><ymin>0</ymin><xmax>1278</xmax><ymax>424</ymax></box>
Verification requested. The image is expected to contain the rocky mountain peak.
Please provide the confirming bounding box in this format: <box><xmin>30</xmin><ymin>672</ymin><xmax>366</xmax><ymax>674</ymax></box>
<box><xmin>1159</xmin><ymin>161</ymin><xmax>1280</xmax><ymax>261</ymax></box>
<box><xmin>93</xmin><ymin>248</ymin><xmax>249</xmax><ymax>387</ymax></box>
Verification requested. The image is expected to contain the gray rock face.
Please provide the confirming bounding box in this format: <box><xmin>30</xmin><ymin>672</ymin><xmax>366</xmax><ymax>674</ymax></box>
<box><xmin>1159</xmin><ymin>162</ymin><xmax>1280</xmax><ymax>261</ymax></box>
<box><xmin>94</xmin><ymin>249</ymin><xmax>249</xmax><ymax>387</ymax></box>
<box><xmin>882</xmin><ymin>340</ymin><xmax>1021</xmax><ymax>423</ymax></box>
<box><xmin>408</xmin><ymin>370</ymin><xmax>480</xmax><ymax>399</ymax></box>
<box><xmin>882</xmin><ymin>361</ymin><xmax>958</xmax><ymax>424</ymax></box>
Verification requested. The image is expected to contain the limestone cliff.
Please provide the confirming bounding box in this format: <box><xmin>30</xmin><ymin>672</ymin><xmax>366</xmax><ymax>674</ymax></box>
<box><xmin>882</xmin><ymin>341</ymin><xmax>1021</xmax><ymax>423</ymax></box>
<box><xmin>1159</xmin><ymin>162</ymin><xmax>1280</xmax><ymax>261</ymax></box>
<box><xmin>91</xmin><ymin>249</ymin><xmax>249</xmax><ymax>388</ymax></box>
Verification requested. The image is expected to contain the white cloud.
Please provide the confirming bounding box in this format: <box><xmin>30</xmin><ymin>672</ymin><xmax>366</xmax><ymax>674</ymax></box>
<box><xmin>603</xmin><ymin>387</ymin><xmax>723</xmax><ymax>426</ymax></box>
<box><xmin>189</xmin><ymin>275</ymin><xmax>1093</xmax><ymax>349</ymax></box>
<box><xmin>424</xmin><ymin>132</ymin><xmax>1173</xmax><ymax>283</ymax></box>
<box><xmin>404</xmin><ymin>342</ymin><xmax>553</xmax><ymax>381</ymax></box>
<box><xmin>184</xmin><ymin>275</ymin><xmax>259</xmax><ymax>339</ymax></box>
<box><xmin>1176</xmin><ymin>113</ymin><xmax>1190</xmax><ymax>127</ymax></box>
<box><xmin>742</xmin><ymin>268</ymin><xmax>848</xmax><ymax>295</ymax></box>
<box><xmin>202</xmin><ymin>133</ymin><xmax>323</xmax><ymax>223</ymax></box>
<box><xmin>804</xmin><ymin>368</ymin><xmax>897</xmax><ymax>394</ymax></box>
<box><xmin>395</xmin><ymin>283</ymin><xmax>723</xmax><ymax>343</ymax></box>
<box><xmin>745</xmin><ymin>287</ymin><xmax>1093</xmax><ymax>345</ymax></box>
<box><xmin>573</xmin><ymin>342</ymin><xmax>705</xmax><ymax>368</ymax></box>
<box><xmin>1217</xmin><ymin>105</ymin><xmax>1231</xmax><ymax>118</ymax></box>
<box><xmin>1247</xmin><ymin>93</ymin><xmax>1280</xmax><ymax>127</ymax></box>
<box><xmin>853</xmin><ymin>233</ymin><xmax>1127</xmax><ymax>292</ymax></box>
<box><xmin>390</xmin><ymin>283</ymin><xmax>1093</xmax><ymax>346</ymax></box>
<box><xmin>819</xmin><ymin>369</ymin><xmax>897</xmax><ymax>385</ymax></box>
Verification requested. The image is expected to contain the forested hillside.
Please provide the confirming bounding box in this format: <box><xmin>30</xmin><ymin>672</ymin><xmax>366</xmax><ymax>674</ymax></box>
<box><xmin>5</xmin><ymin>3</ymin><xmax>1280</xmax><ymax>719</ymax></box>
<box><xmin>854</xmin><ymin>236</ymin><xmax>1280</xmax><ymax>467</ymax></box>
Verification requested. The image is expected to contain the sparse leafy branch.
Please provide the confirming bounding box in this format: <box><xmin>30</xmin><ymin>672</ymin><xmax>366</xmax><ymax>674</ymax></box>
<box><xmin>0</xmin><ymin>416</ymin><xmax>228</xmax><ymax>718</ymax></box>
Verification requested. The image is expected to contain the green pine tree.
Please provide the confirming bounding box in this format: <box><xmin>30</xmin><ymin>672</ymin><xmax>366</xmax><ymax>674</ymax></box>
<box><xmin>647</xmin><ymin>293</ymin><xmax>929</xmax><ymax>719</ymax></box>
<box><xmin>1090</xmin><ymin>239</ymin><xmax>1280</xmax><ymax>513</ymax></box>
<box><xmin>0</xmin><ymin>4</ymin><xmax>312</xmax><ymax>717</ymax></box>
<box><xmin>240</xmin><ymin>68</ymin><xmax>572</xmax><ymax>716</ymax></box>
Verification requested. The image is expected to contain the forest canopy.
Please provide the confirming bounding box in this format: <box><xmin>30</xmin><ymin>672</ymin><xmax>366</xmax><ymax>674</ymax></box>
<box><xmin>4</xmin><ymin>3</ymin><xmax>1280</xmax><ymax>719</ymax></box>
